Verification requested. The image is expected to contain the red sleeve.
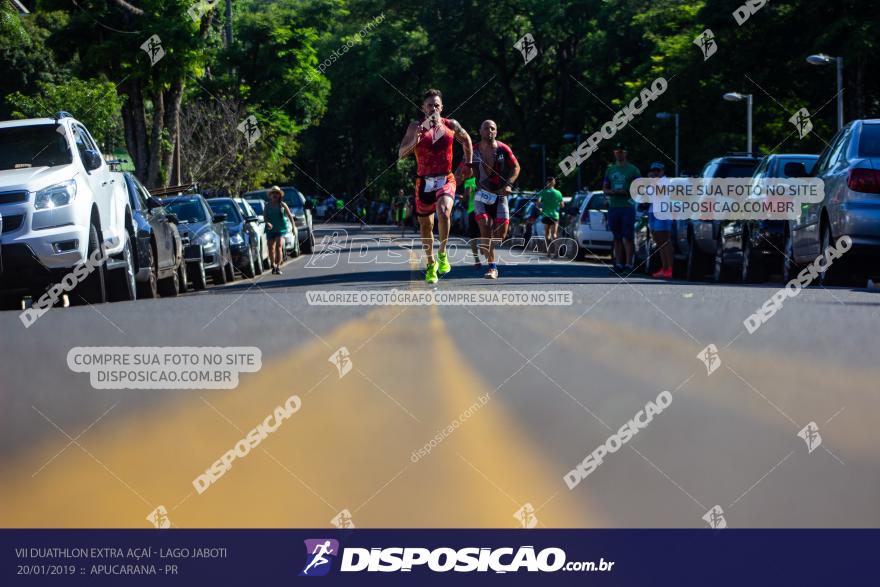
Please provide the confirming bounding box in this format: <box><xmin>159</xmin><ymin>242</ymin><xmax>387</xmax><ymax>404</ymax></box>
<box><xmin>498</xmin><ymin>141</ymin><xmax>518</xmax><ymax>167</ymax></box>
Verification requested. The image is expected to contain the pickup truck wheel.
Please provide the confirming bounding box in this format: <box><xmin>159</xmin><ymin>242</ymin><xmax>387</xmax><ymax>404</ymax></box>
<box><xmin>72</xmin><ymin>223</ymin><xmax>107</xmax><ymax>305</ymax></box>
<box><xmin>108</xmin><ymin>234</ymin><xmax>136</xmax><ymax>302</ymax></box>
<box><xmin>136</xmin><ymin>245</ymin><xmax>158</xmax><ymax>298</ymax></box>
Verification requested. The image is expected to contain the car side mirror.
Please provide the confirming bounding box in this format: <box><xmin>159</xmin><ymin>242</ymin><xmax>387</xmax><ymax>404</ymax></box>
<box><xmin>784</xmin><ymin>162</ymin><xmax>808</xmax><ymax>177</ymax></box>
<box><xmin>146</xmin><ymin>196</ymin><xmax>163</xmax><ymax>210</ymax></box>
<box><xmin>83</xmin><ymin>149</ymin><xmax>103</xmax><ymax>171</ymax></box>
<box><xmin>213</xmin><ymin>214</ymin><xmax>227</xmax><ymax>223</ymax></box>
<box><xmin>245</xmin><ymin>215</ymin><xmax>259</xmax><ymax>223</ymax></box>
<box><xmin>166</xmin><ymin>213</ymin><xmax>179</xmax><ymax>224</ymax></box>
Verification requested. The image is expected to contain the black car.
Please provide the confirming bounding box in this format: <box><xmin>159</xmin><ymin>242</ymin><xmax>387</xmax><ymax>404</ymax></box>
<box><xmin>673</xmin><ymin>154</ymin><xmax>761</xmax><ymax>280</ymax></box>
<box><xmin>715</xmin><ymin>154</ymin><xmax>819</xmax><ymax>283</ymax></box>
<box><xmin>161</xmin><ymin>195</ymin><xmax>235</xmax><ymax>285</ymax></box>
<box><xmin>207</xmin><ymin>198</ymin><xmax>261</xmax><ymax>278</ymax></box>
<box><xmin>122</xmin><ymin>173</ymin><xmax>191</xmax><ymax>297</ymax></box>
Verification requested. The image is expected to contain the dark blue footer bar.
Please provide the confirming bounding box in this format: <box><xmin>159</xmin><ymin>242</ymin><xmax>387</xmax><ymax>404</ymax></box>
<box><xmin>3</xmin><ymin>529</ymin><xmax>877</xmax><ymax>585</ymax></box>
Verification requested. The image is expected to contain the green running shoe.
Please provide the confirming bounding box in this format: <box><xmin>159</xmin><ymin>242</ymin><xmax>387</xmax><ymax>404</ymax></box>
<box><xmin>437</xmin><ymin>251</ymin><xmax>451</xmax><ymax>275</ymax></box>
<box><xmin>425</xmin><ymin>261</ymin><xmax>439</xmax><ymax>284</ymax></box>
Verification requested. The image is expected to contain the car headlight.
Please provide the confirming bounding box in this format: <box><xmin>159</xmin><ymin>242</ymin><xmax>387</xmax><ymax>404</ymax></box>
<box><xmin>230</xmin><ymin>233</ymin><xmax>244</xmax><ymax>245</ymax></box>
<box><xmin>198</xmin><ymin>231</ymin><xmax>218</xmax><ymax>249</ymax></box>
<box><xmin>34</xmin><ymin>180</ymin><xmax>77</xmax><ymax>210</ymax></box>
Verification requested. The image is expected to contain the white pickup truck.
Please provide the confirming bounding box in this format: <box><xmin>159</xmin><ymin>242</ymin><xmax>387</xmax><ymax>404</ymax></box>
<box><xmin>0</xmin><ymin>113</ymin><xmax>135</xmax><ymax>310</ymax></box>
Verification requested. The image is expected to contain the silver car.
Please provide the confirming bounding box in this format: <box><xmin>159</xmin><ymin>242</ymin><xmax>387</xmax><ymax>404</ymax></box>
<box><xmin>575</xmin><ymin>191</ymin><xmax>613</xmax><ymax>258</ymax></box>
<box><xmin>787</xmin><ymin>119</ymin><xmax>880</xmax><ymax>284</ymax></box>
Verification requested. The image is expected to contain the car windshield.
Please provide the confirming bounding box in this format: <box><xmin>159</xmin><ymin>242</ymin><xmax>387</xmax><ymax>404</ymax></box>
<box><xmin>248</xmin><ymin>200</ymin><xmax>264</xmax><ymax>215</ymax></box>
<box><xmin>0</xmin><ymin>124</ymin><xmax>73</xmax><ymax>171</ymax></box>
<box><xmin>208</xmin><ymin>200</ymin><xmax>242</xmax><ymax>223</ymax></box>
<box><xmin>858</xmin><ymin>124</ymin><xmax>880</xmax><ymax>158</ymax></box>
<box><xmin>587</xmin><ymin>194</ymin><xmax>609</xmax><ymax>210</ymax></box>
<box><xmin>164</xmin><ymin>199</ymin><xmax>207</xmax><ymax>223</ymax></box>
<box><xmin>778</xmin><ymin>157</ymin><xmax>818</xmax><ymax>177</ymax></box>
<box><xmin>713</xmin><ymin>162</ymin><xmax>758</xmax><ymax>178</ymax></box>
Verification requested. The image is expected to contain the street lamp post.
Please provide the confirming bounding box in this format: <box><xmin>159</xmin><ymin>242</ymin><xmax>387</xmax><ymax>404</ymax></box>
<box><xmin>723</xmin><ymin>92</ymin><xmax>753</xmax><ymax>155</ymax></box>
<box><xmin>562</xmin><ymin>133</ymin><xmax>582</xmax><ymax>192</ymax></box>
<box><xmin>655</xmin><ymin>113</ymin><xmax>679</xmax><ymax>176</ymax></box>
<box><xmin>807</xmin><ymin>53</ymin><xmax>844</xmax><ymax>130</ymax></box>
<box><xmin>530</xmin><ymin>143</ymin><xmax>546</xmax><ymax>187</ymax></box>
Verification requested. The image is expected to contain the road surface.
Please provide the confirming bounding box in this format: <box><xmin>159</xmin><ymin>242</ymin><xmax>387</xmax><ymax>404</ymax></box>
<box><xmin>1</xmin><ymin>223</ymin><xmax>878</xmax><ymax>529</ymax></box>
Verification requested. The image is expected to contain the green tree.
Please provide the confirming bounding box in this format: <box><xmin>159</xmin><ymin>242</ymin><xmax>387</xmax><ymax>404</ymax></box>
<box><xmin>6</xmin><ymin>78</ymin><xmax>125</xmax><ymax>149</ymax></box>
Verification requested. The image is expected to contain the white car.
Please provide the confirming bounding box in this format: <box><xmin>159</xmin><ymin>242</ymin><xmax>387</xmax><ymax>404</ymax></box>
<box><xmin>0</xmin><ymin>113</ymin><xmax>134</xmax><ymax>306</ymax></box>
<box><xmin>575</xmin><ymin>191</ymin><xmax>613</xmax><ymax>259</ymax></box>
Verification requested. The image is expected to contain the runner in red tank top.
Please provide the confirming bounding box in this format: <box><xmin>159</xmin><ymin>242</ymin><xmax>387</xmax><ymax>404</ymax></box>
<box><xmin>398</xmin><ymin>89</ymin><xmax>473</xmax><ymax>284</ymax></box>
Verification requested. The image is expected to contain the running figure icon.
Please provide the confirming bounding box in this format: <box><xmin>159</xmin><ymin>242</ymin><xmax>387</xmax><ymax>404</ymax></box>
<box><xmin>302</xmin><ymin>540</ymin><xmax>336</xmax><ymax>575</ymax></box>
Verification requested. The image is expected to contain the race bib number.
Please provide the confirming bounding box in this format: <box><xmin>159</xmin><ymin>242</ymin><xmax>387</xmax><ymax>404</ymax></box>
<box><xmin>423</xmin><ymin>175</ymin><xmax>447</xmax><ymax>192</ymax></box>
<box><xmin>475</xmin><ymin>190</ymin><xmax>497</xmax><ymax>204</ymax></box>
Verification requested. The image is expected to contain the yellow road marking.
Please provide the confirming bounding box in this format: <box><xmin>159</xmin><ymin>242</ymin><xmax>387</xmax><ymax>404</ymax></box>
<box><xmin>0</xmin><ymin>303</ymin><xmax>606</xmax><ymax>528</ymax></box>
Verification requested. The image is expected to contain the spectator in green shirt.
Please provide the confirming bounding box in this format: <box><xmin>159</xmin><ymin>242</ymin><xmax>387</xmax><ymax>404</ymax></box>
<box><xmin>461</xmin><ymin>176</ymin><xmax>481</xmax><ymax>266</ymax></box>
<box><xmin>603</xmin><ymin>142</ymin><xmax>640</xmax><ymax>273</ymax></box>
<box><xmin>536</xmin><ymin>177</ymin><xmax>565</xmax><ymax>258</ymax></box>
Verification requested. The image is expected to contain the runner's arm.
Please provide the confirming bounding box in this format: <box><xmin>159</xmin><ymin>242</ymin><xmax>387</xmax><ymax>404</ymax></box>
<box><xmin>448</xmin><ymin>119</ymin><xmax>473</xmax><ymax>178</ymax></box>
<box><xmin>281</xmin><ymin>202</ymin><xmax>297</xmax><ymax>225</ymax></box>
<box><xmin>398</xmin><ymin>122</ymin><xmax>423</xmax><ymax>159</ymax></box>
<box><xmin>501</xmin><ymin>159</ymin><xmax>521</xmax><ymax>195</ymax></box>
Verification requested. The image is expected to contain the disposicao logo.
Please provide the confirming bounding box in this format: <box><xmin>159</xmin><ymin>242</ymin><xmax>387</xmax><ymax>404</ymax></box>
<box><xmin>300</xmin><ymin>539</ymin><xmax>340</xmax><ymax>577</ymax></box>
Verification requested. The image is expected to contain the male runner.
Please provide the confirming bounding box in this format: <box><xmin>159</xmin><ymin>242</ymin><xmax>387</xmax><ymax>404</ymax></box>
<box><xmin>472</xmin><ymin>119</ymin><xmax>520</xmax><ymax>279</ymax></box>
<box><xmin>398</xmin><ymin>89</ymin><xmax>473</xmax><ymax>284</ymax></box>
<box><xmin>536</xmin><ymin>176</ymin><xmax>564</xmax><ymax>258</ymax></box>
<box><xmin>461</xmin><ymin>175</ymin><xmax>481</xmax><ymax>266</ymax></box>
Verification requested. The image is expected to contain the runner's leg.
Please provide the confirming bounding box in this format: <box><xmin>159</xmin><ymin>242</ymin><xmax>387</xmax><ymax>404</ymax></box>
<box><xmin>418</xmin><ymin>214</ymin><xmax>435</xmax><ymax>264</ymax></box>
<box><xmin>437</xmin><ymin>195</ymin><xmax>453</xmax><ymax>255</ymax></box>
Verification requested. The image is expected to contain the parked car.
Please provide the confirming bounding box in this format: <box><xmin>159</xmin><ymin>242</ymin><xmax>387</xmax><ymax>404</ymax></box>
<box><xmin>713</xmin><ymin>154</ymin><xmax>819</xmax><ymax>283</ymax></box>
<box><xmin>161</xmin><ymin>195</ymin><xmax>235</xmax><ymax>285</ymax></box>
<box><xmin>787</xmin><ymin>119</ymin><xmax>880</xmax><ymax>285</ymax></box>
<box><xmin>207</xmin><ymin>197</ymin><xmax>261</xmax><ymax>278</ymax></box>
<box><xmin>574</xmin><ymin>191</ymin><xmax>613</xmax><ymax>259</ymax></box>
<box><xmin>673</xmin><ymin>154</ymin><xmax>761</xmax><ymax>280</ymax></box>
<box><xmin>559</xmin><ymin>191</ymin><xmax>591</xmax><ymax>242</ymax></box>
<box><xmin>506</xmin><ymin>192</ymin><xmax>537</xmax><ymax>246</ymax></box>
<box><xmin>243</xmin><ymin>186</ymin><xmax>314</xmax><ymax>253</ymax></box>
<box><xmin>0</xmin><ymin>113</ymin><xmax>133</xmax><ymax>307</ymax></box>
<box><xmin>235</xmin><ymin>198</ymin><xmax>268</xmax><ymax>273</ymax></box>
<box><xmin>121</xmin><ymin>172</ymin><xmax>195</xmax><ymax>297</ymax></box>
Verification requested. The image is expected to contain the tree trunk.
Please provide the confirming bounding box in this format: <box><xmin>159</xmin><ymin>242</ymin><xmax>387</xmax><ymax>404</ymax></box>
<box><xmin>121</xmin><ymin>80</ymin><xmax>148</xmax><ymax>182</ymax></box>
<box><xmin>160</xmin><ymin>78</ymin><xmax>184</xmax><ymax>187</ymax></box>
<box><xmin>146</xmin><ymin>89</ymin><xmax>165</xmax><ymax>188</ymax></box>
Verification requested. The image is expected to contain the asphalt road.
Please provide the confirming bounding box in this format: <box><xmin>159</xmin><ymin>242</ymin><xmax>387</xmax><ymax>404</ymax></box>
<box><xmin>1</xmin><ymin>223</ymin><xmax>878</xmax><ymax>529</ymax></box>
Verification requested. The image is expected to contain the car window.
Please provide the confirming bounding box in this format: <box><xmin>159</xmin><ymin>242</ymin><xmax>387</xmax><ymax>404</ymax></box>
<box><xmin>858</xmin><ymin>124</ymin><xmax>880</xmax><ymax>158</ymax></box>
<box><xmin>827</xmin><ymin>128</ymin><xmax>851</xmax><ymax>168</ymax></box>
<box><xmin>814</xmin><ymin>128</ymin><xmax>846</xmax><ymax>175</ymax></box>
<box><xmin>71</xmin><ymin>125</ymin><xmax>93</xmax><ymax>164</ymax></box>
<box><xmin>714</xmin><ymin>161</ymin><xmax>758</xmax><ymax>178</ymax></box>
<box><xmin>163</xmin><ymin>199</ymin><xmax>207</xmax><ymax>223</ymax></box>
<box><xmin>752</xmin><ymin>158</ymin><xmax>769</xmax><ymax>179</ymax></box>
<box><xmin>587</xmin><ymin>194</ymin><xmax>609</xmax><ymax>210</ymax></box>
<box><xmin>248</xmin><ymin>200</ymin><xmax>264</xmax><ymax>215</ymax></box>
<box><xmin>125</xmin><ymin>175</ymin><xmax>148</xmax><ymax>210</ymax></box>
<box><xmin>700</xmin><ymin>161</ymin><xmax>718</xmax><ymax>178</ymax></box>
<box><xmin>0</xmin><ymin>124</ymin><xmax>74</xmax><ymax>170</ymax></box>
<box><xmin>207</xmin><ymin>199</ymin><xmax>243</xmax><ymax>223</ymax></box>
<box><xmin>777</xmin><ymin>157</ymin><xmax>818</xmax><ymax>178</ymax></box>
